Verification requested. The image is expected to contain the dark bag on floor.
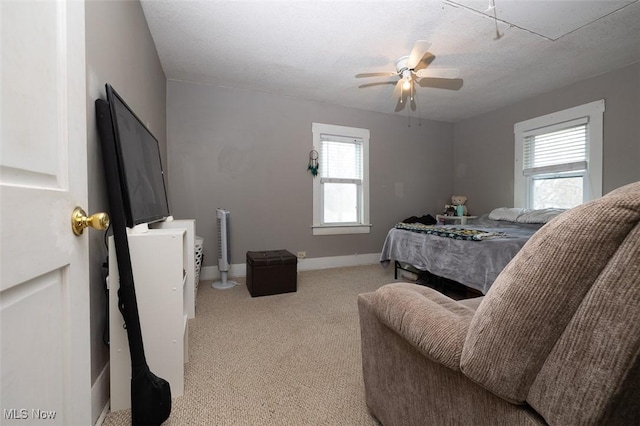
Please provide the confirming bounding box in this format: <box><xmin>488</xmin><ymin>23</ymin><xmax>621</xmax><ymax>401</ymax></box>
<box><xmin>131</xmin><ymin>364</ymin><xmax>172</xmax><ymax>425</ymax></box>
<box><xmin>116</xmin><ymin>285</ymin><xmax>172</xmax><ymax>426</ymax></box>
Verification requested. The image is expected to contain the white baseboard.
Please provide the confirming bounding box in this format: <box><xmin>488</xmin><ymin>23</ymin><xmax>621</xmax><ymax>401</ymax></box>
<box><xmin>200</xmin><ymin>252</ymin><xmax>381</xmax><ymax>280</ymax></box>
<box><xmin>92</xmin><ymin>362</ymin><xmax>110</xmax><ymax>426</ymax></box>
<box><xmin>296</xmin><ymin>253</ymin><xmax>381</xmax><ymax>271</ymax></box>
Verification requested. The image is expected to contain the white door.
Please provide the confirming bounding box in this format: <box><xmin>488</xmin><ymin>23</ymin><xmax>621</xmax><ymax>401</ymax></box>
<box><xmin>1</xmin><ymin>1</ymin><xmax>91</xmax><ymax>425</ymax></box>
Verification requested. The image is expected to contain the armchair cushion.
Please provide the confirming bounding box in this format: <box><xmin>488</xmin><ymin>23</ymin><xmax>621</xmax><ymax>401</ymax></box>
<box><xmin>527</xmin><ymin>222</ymin><xmax>640</xmax><ymax>424</ymax></box>
<box><xmin>460</xmin><ymin>182</ymin><xmax>640</xmax><ymax>404</ymax></box>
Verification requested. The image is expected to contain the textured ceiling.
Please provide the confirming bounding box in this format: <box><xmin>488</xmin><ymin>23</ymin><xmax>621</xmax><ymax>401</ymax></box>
<box><xmin>141</xmin><ymin>0</ymin><xmax>640</xmax><ymax>122</ymax></box>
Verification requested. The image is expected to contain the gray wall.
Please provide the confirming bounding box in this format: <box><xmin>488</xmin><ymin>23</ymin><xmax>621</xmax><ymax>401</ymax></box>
<box><xmin>453</xmin><ymin>62</ymin><xmax>640</xmax><ymax>215</ymax></box>
<box><xmin>167</xmin><ymin>81</ymin><xmax>454</xmax><ymax>267</ymax></box>
<box><xmin>85</xmin><ymin>0</ymin><xmax>166</xmax><ymax>422</ymax></box>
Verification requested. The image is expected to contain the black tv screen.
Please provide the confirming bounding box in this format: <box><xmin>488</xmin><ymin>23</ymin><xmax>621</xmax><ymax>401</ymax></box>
<box><xmin>105</xmin><ymin>84</ymin><xmax>170</xmax><ymax>228</ymax></box>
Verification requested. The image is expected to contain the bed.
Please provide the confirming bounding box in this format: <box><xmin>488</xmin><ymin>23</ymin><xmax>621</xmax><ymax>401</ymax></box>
<box><xmin>380</xmin><ymin>208</ymin><xmax>565</xmax><ymax>295</ymax></box>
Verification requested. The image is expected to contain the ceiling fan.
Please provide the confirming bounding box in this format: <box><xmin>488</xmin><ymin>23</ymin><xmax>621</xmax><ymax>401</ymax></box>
<box><xmin>356</xmin><ymin>40</ymin><xmax>463</xmax><ymax>112</ymax></box>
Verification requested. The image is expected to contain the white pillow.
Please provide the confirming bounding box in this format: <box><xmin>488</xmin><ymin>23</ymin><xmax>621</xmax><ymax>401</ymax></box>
<box><xmin>488</xmin><ymin>207</ymin><xmax>530</xmax><ymax>222</ymax></box>
<box><xmin>516</xmin><ymin>208</ymin><xmax>566</xmax><ymax>224</ymax></box>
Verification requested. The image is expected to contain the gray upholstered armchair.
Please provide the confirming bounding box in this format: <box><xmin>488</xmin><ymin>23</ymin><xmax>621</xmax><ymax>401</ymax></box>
<box><xmin>358</xmin><ymin>182</ymin><xmax>640</xmax><ymax>425</ymax></box>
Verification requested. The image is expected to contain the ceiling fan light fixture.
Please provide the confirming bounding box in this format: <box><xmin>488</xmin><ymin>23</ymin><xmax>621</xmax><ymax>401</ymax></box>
<box><xmin>401</xmin><ymin>69</ymin><xmax>412</xmax><ymax>91</ymax></box>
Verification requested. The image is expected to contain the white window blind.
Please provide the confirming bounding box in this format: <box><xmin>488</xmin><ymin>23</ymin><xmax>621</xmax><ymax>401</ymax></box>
<box><xmin>522</xmin><ymin>118</ymin><xmax>588</xmax><ymax>176</ymax></box>
<box><xmin>320</xmin><ymin>135</ymin><xmax>363</xmax><ymax>182</ymax></box>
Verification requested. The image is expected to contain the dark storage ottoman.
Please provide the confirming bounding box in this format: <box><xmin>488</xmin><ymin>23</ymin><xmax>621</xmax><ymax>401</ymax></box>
<box><xmin>246</xmin><ymin>250</ymin><xmax>297</xmax><ymax>297</ymax></box>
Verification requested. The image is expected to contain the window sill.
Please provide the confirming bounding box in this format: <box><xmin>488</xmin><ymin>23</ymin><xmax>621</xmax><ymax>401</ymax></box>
<box><xmin>312</xmin><ymin>224</ymin><xmax>372</xmax><ymax>236</ymax></box>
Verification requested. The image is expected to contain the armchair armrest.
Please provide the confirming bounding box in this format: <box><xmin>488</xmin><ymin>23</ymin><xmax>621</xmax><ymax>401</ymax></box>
<box><xmin>364</xmin><ymin>283</ymin><xmax>476</xmax><ymax>370</ymax></box>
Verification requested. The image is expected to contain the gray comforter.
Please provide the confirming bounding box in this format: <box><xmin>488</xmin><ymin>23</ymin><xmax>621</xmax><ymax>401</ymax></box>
<box><xmin>380</xmin><ymin>216</ymin><xmax>542</xmax><ymax>294</ymax></box>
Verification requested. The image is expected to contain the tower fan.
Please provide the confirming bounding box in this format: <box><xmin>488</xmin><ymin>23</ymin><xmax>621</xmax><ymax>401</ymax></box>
<box><xmin>212</xmin><ymin>208</ymin><xmax>237</xmax><ymax>289</ymax></box>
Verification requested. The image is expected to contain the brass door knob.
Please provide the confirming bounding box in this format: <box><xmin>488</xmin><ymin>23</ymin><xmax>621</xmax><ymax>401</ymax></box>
<box><xmin>71</xmin><ymin>207</ymin><xmax>110</xmax><ymax>236</ymax></box>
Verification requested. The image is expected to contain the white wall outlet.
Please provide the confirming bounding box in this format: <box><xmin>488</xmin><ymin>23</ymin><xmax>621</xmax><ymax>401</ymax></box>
<box><xmin>297</xmin><ymin>251</ymin><xmax>306</xmax><ymax>259</ymax></box>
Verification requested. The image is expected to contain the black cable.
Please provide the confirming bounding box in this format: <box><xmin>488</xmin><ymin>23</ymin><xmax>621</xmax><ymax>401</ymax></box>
<box><xmin>103</xmin><ymin>221</ymin><xmax>111</xmax><ymax>251</ymax></box>
<box><xmin>102</xmin><ymin>222</ymin><xmax>112</xmax><ymax>347</ymax></box>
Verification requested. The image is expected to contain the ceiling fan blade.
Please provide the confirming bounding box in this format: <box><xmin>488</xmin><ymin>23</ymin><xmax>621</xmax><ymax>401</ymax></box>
<box><xmin>415</xmin><ymin>68</ymin><xmax>460</xmax><ymax>79</ymax></box>
<box><xmin>355</xmin><ymin>72</ymin><xmax>396</xmax><ymax>78</ymax></box>
<box><xmin>407</xmin><ymin>40</ymin><xmax>432</xmax><ymax>69</ymax></box>
<box><xmin>392</xmin><ymin>79</ymin><xmax>403</xmax><ymax>100</ymax></box>
<box><xmin>412</xmin><ymin>52</ymin><xmax>436</xmax><ymax>72</ymax></box>
<box><xmin>418</xmin><ymin>77</ymin><xmax>464</xmax><ymax>91</ymax></box>
<box><xmin>358</xmin><ymin>81</ymin><xmax>397</xmax><ymax>89</ymax></box>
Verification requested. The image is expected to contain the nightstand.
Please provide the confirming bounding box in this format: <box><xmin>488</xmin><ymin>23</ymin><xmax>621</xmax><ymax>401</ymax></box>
<box><xmin>436</xmin><ymin>214</ymin><xmax>478</xmax><ymax>225</ymax></box>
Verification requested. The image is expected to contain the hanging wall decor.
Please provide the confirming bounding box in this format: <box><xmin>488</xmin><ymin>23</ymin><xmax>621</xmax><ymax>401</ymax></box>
<box><xmin>307</xmin><ymin>150</ymin><xmax>319</xmax><ymax>177</ymax></box>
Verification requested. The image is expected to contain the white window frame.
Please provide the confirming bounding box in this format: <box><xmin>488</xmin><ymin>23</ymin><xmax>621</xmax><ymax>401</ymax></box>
<box><xmin>312</xmin><ymin>122</ymin><xmax>371</xmax><ymax>236</ymax></box>
<box><xmin>514</xmin><ymin>100</ymin><xmax>605</xmax><ymax>208</ymax></box>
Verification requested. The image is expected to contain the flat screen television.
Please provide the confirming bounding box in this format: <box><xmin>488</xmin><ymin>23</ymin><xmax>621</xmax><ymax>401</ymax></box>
<box><xmin>104</xmin><ymin>83</ymin><xmax>170</xmax><ymax>228</ymax></box>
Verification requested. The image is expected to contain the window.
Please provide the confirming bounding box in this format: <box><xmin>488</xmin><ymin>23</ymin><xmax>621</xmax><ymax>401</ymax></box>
<box><xmin>312</xmin><ymin>123</ymin><xmax>370</xmax><ymax>235</ymax></box>
<box><xmin>514</xmin><ymin>100</ymin><xmax>604</xmax><ymax>209</ymax></box>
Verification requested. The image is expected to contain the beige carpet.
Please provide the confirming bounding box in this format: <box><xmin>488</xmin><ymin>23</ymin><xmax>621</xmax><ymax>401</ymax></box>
<box><xmin>102</xmin><ymin>264</ymin><xmax>401</xmax><ymax>425</ymax></box>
